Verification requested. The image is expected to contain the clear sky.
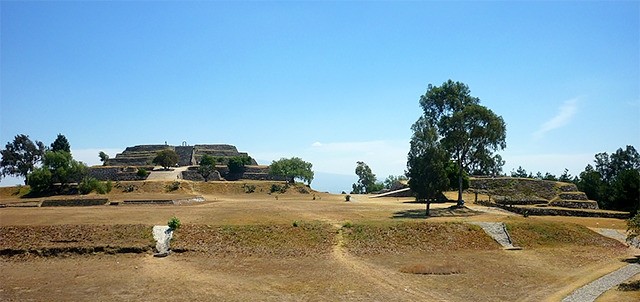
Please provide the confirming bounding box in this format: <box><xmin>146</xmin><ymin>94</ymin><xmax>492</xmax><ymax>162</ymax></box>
<box><xmin>1</xmin><ymin>1</ymin><xmax>639</xmax><ymax>192</ymax></box>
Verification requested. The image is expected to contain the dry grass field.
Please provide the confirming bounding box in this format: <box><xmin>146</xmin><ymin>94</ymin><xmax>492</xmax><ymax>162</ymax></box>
<box><xmin>0</xmin><ymin>180</ymin><xmax>638</xmax><ymax>301</ymax></box>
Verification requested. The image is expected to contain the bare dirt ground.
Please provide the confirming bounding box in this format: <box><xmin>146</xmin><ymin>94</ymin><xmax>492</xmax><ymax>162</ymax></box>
<box><xmin>0</xmin><ymin>181</ymin><xmax>637</xmax><ymax>301</ymax></box>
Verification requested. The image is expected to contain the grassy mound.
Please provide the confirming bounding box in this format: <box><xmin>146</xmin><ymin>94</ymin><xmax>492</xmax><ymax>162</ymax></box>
<box><xmin>171</xmin><ymin>222</ymin><xmax>335</xmax><ymax>258</ymax></box>
<box><xmin>342</xmin><ymin>221</ymin><xmax>499</xmax><ymax>255</ymax></box>
<box><xmin>506</xmin><ymin>221</ymin><xmax>626</xmax><ymax>248</ymax></box>
<box><xmin>0</xmin><ymin>224</ymin><xmax>154</xmax><ymax>257</ymax></box>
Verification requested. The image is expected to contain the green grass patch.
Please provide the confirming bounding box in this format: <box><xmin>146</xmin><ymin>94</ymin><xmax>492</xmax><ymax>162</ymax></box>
<box><xmin>171</xmin><ymin>222</ymin><xmax>335</xmax><ymax>257</ymax></box>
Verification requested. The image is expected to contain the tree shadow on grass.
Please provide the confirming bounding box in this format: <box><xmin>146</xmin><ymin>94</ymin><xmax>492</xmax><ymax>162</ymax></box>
<box><xmin>392</xmin><ymin>206</ymin><xmax>480</xmax><ymax>219</ymax></box>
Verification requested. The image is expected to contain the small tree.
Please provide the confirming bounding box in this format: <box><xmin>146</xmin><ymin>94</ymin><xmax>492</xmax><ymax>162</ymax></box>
<box><xmin>98</xmin><ymin>151</ymin><xmax>110</xmax><ymax>166</ymax></box>
<box><xmin>153</xmin><ymin>149</ymin><xmax>179</xmax><ymax>170</ymax></box>
<box><xmin>269</xmin><ymin>157</ymin><xmax>314</xmax><ymax>185</ymax></box>
<box><xmin>383</xmin><ymin>175</ymin><xmax>408</xmax><ymax>190</ymax></box>
<box><xmin>227</xmin><ymin>155</ymin><xmax>252</xmax><ymax>175</ymax></box>
<box><xmin>406</xmin><ymin>119</ymin><xmax>450</xmax><ymax>216</ymax></box>
<box><xmin>511</xmin><ymin>166</ymin><xmax>529</xmax><ymax>178</ymax></box>
<box><xmin>0</xmin><ymin>134</ymin><xmax>46</xmax><ymax>183</ymax></box>
<box><xmin>50</xmin><ymin>134</ymin><xmax>71</xmax><ymax>153</ymax></box>
<box><xmin>351</xmin><ymin>161</ymin><xmax>383</xmax><ymax>194</ymax></box>
<box><xmin>198</xmin><ymin>154</ymin><xmax>217</xmax><ymax>181</ymax></box>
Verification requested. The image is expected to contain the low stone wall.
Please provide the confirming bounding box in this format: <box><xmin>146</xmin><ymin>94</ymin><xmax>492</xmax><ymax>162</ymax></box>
<box><xmin>181</xmin><ymin>170</ymin><xmax>222</xmax><ymax>181</ymax></box>
<box><xmin>475</xmin><ymin>199</ymin><xmax>628</xmax><ymax>219</ymax></box>
<box><xmin>122</xmin><ymin>200</ymin><xmax>174</xmax><ymax>205</ymax></box>
<box><xmin>505</xmin><ymin>205</ymin><xmax>629</xmax><ymax>219</ymax></box>
<box><xmin>42</xmin><ymin>198</ymin><xmax>109</xmax><ymax>207</ymax></box>
<box><xmin>558</xmin><ymin>192</ymin><xmax>589</xmax><ymax>201</ymax></box>
<box><xmin>549</xmin><ymin>200</ymin><xmax>599</xmax><ymax>209</ymax></box>
<box><xmin>88</xmin><ymin>166</ymin><xmax>152</xmax><ymax>181</ymax></box>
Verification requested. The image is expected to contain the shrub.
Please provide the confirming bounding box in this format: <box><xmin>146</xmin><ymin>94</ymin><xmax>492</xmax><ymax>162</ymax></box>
<box><xmin>122</xmin><ymin>184</ymin><xmax>136</xmax><ymax>193</ymax></box>
<box><xmin>243</xmin><ymin>183</ymin><xmax>256</xmax><ymax>193</ymax></box>
<box><xmin>345</xmin><ymin>195</ymin><xmax>351</xmax><ymax>202</ymax></box>
<box><xmin>105</xmin><ymin>180</ymin><xmax>113</xmax><ymax>193</ymax></box>
<box><xmin>168</xmin><ymin>216</ymin><xmax>181</xmax><ymax>230</ymax></box>
<box><xmin>79</xmin><ymin>177</ymin><xmax>98</xmax><ymax>195</ymax></box>
<box><xmin>79</xmin><ymin>177</ymin><xmax>111</xmax><ymax>195</ymax></box>
<box><xmin>342</xmin><ymin>221</ymin><xmax>353</xmax><ymax>228</ymax></box>
<box><xmin>166</xmin><ymin>181</ymin><xmax>181</xmax><ymax>192</ymax></box>
<box><xmin>137</xmin><ymin>168</ymin><xmax>149</xmax><ymax>178</ymax></box>
<box><xmin>618</xmin><ymin>280</ymin><xmax>640</xmax><ymax>291</ymax></box>
<box><xmin>292</xmin><ymin>220</ymin><xmax>299</xmax><ymax>227</ymax></box>
<box><xmin>270</xmin><ymin>183</ymin><xmax>287</xmax><ymax>194</ymax></box>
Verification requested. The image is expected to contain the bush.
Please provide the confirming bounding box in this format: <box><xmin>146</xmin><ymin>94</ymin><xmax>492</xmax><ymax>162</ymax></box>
<box><xmin>105</xmin><ymin>180</ymin><xmax>113</xmax><ymax>193</ymax></box>
<box><xmin>345</xmin><ymin>195</ymin><xmax>351</xmax><ymax>202</ymax></box>
<box><xmin>79</xmin><ymin>177</ymin><xmax>98</xmax><ymax>195</ymax></box>
<box><xmin>166</xmin><ymin>181</ymin><xmax>181</xmax><ymax>192</ymax></box>
<box><xmin>292</xmin><ymin>220</ymin><xmax>299</xmax><ymax>227</ymax></box>
<box><xmin>168</xmin><ymin>216</ymin><xmax>181</xmax><ymax>230</ymax></box>
<box><xmin>137</xmin><ymin>168</ymin><xmax>149</xmax><ymax>178</ymax></box>
<box><xmin>79</xmin><ymin>177</ymin><xmax>111</xmax><ymax>195</ymax></box>
<box><xmin>618</xmin><ymin>280</ymin><xmax>640</xmax><ymax>291</ymax></box>
<box><xmin>243</xmin><ymin>183</ymin><xmax>256</xmax><ymax>193</ymax></box>
<box><xmin>270</xmin><ymin>183</ymin><xmax>287</xmax><ymax>194</ymax></box>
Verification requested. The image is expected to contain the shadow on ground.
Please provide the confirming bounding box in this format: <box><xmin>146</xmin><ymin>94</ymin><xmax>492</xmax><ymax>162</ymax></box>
<box><xmin>393</xmin><ymin>206</ymin><xmax>480</xmax><ymax>219</ymax></box>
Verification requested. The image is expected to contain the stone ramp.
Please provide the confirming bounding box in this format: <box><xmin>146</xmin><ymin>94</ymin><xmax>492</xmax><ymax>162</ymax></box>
<box><xmin>471</xmin><ymin>222</ymin><xmax>521</xmax><ymax>250</ymax></box>
<box><xmin>146</xmin><ymin>167</ymin><xmax>189</xmax><ymax>181</ymax></box>
<box><xmin>562</xmin><ymin>263</ymin><xmax>640</xmax><ymax>302</ymax></box>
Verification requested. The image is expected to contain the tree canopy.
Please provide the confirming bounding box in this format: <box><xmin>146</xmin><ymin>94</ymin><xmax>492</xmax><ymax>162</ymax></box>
<box><xmin>153</xmin><ymin>149</ymin><xmax>179</xmax><ymax>170</ymax></box>
<box><xmin>351</xmin><ymin>161</ymin><xmax>383</xmax><ymax>194</ymax></box>
<box><xmin>50</xmin><ymin>134</ymin><xmax>71</xmax><ymax>153</ymax></box>
<box><xmin>0</xmin><ymin>134</ymin><xmax>46</xmax><ymax>183</ymax></box>
<box><xmin>227</xmin><ymin>155</ymin><xmax>253</xmax><ymax>175</ymax></box>
<box><xmin>406</xmin><ymin>118</ymin><xmax>449</xmax><ymax>215</ymax></box>
<box><xmin>269</xmin><ymin>157</ymin><xmax>314</xmax><ymax>185</ymax></box>
<box><xmin>27</xmin><ymin>150</ymin><xmax>87</xmax><ymax>194</ymax></box>
<box><xmin>415</xmin><ymin>80</ymin><xmax>506</xmax><ymax>206</ymax></box>
<box><xmin>98</xmin><ymin>151</ymin><xmax>109</xmax><ymax>166</ymax></box>
<box><xmin>198</xmin><ymin>154</ymin><xmax>217</xmax><ymax>181</ymax></box>
<box><xmin>578</xmin><ymin>145</ymin><xmax>640</xmax><ymax>214</ymax></box>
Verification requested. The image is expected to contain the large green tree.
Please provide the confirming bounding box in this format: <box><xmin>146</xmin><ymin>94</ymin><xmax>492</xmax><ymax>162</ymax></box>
<box><xmin>153</xmin><ymin>149</ymin><xmax>179</xmax><ymax>170</ymax></box>
<box><xmin>351</xmin><ymin>161</ymin><xmax>383</xmax><ymax>194</ymax></box>
<box><xmin>269</xmin><ymin>157</ymin><xmax>314</xmax><ymax>185</ymax></box>
<box><xmin>27</xmin><ymin>150</ymin><xmax>87</xmax><ymax>194</ymax></box>
<box><xmin>416</xmin><ymin>80</ymin><xmax>506</xmax><ymax>206</ymax></box>
<box><xmin>0</xmin><ymin>134</ymin><xmax>46</xmax><ymax>184</ymax></box>
<box><xmin>406</xmin><ymin>119</ymin><xmax>450</xmax><ymax>216</ymax></box>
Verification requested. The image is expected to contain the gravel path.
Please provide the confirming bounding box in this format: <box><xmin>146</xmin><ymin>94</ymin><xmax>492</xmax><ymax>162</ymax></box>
<box><xmin>152</xmin><ymin>225</ymin><xmax>173</xmax><ymax>256</ymax></box>
<box><xmin>592</xmin><ymin>228</ymin><xmax>628</xmax><ymax>244</ymax></box>
<box><xmin>561</xmin><ymin>263</ymin><xmax>640</xmax><ymax>302</ymax></box>
<box><xmin>470</xmin><ymin>222</ymin><xmax>519</xmax><ymax>249</ymax></box>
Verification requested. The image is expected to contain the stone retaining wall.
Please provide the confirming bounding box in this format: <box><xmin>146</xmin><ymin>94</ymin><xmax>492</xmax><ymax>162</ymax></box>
<box><xmin>42</xmin><ymin>198</ymin><xmax>109</xmax><ymax>207</ymax></box>
<box><xmin>88</xmin><ymin>166</ymin><xmax>152</xmax><ymax>181</ymax></box>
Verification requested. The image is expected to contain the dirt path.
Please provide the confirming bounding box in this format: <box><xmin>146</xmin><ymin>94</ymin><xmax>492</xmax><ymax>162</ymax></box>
<box><xmin>329</xmin><ymin>223</ymin><xmax>449</xmax><ymax>301</ymax></box>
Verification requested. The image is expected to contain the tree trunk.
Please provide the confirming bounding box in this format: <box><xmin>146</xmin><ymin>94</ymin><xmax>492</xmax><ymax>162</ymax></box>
<box><xmin>426</xmin><ymin>199</ymin><xmax>431</xmax><ymax>217</ymax></box>
<box><xmin>457</xmin><ymin>158</ymin><xmax>464</xmax><ymax>207</ymax></box>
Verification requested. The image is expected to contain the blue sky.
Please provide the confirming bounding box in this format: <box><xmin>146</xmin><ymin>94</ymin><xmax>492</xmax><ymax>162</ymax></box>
<box><xmin>1</xmin><ymin>1</ymin><xmax>638</xmax><ymax>192</ymax></box>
